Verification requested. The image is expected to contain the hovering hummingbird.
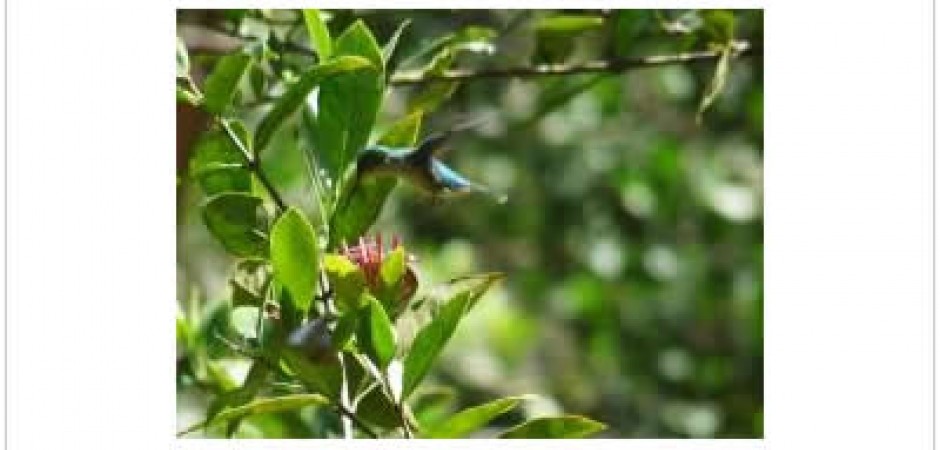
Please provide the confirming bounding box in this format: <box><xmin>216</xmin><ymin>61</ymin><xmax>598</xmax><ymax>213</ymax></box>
<box><xmin>354</xmin><ymin>121</ymin><xmax>508</xmax><ymax>203</ymax></box>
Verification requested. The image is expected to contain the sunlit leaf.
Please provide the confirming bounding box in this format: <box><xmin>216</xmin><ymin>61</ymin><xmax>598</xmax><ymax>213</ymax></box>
<box><xmin>302</xmin><ymin>9</ymin><xmax>332</xmax><ymax>60</ymax></box>
<box><xmin>536</xmin><ymin>15</ymin><xmax>604</xmax><ymax>34</ymax></box>
<box><xmin>382</xmin><ymin>19</ymin><xmax>412</xmax><ymax>65</ymax></box>
<box><xmin>270</xmin><ymin>208</ymin><xmax>320</xmax><ymax>313</ymax></box>
<box><xmin>314</xmin><ymin>21</ymin><xmax>385</xmax><ymax>180</ymax></box>
<box><xmin>402</xmin><ymin>292</ymin><xmax>469</xmax><ymax>397</ymax></box>
<box><xmin>322</xmin><ymin>254</ymin><xmax>367</xmax><ymax>311</ymax></box>
<box><xmin>177</xmin><ymin>86</ymin><xmax>200</xmax><ymax>105</ymax></box>
<box><xmin>178</xmin><ymin>393</ymin><xmax>330</xmax><ymax>436</ymax></box>
<box><xmin>358</xmin><ymin>295</ymin><xmax>397</xmax><ymax>369</ymax></box>
<box><xmin>425</xmin><ymin>396</ymin><xmax>526</xmax><ymax>438</ymax></box>
<box><xmin>329</xmin><ymin>112</ymin><xmax>423</xmax><ymax>246</ymax></box>
<box><xmin>378</xmin><ymin>246</ymin><xmax>406</xmax><ymax>303</ymax></box>
<box><xmin>499</xmin><ymin>415</ymin><xmax>607</xmax><ymax>438</ymax></box>
<box><xmin>255</xmin><ymin>55</ymin><xmax>376</xmax><ymax>153</ymax></box>
<box><xmin>202</xmin><ymin>52</ymin><xmax>251</xmax><ymax>115</ymax></box>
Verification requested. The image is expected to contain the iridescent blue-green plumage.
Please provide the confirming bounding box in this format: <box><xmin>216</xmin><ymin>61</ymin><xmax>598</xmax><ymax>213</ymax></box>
<box><xmin>354</xmin><ymin>130</ymin><xmax>506</xmax><ymax>203</ymax></box>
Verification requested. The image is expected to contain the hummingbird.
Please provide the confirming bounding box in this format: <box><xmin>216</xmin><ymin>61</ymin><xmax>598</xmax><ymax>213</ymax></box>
<box><xmin>354</xmin><ymin>121</ymin><xmax>508</xmax><ymax>203</ymax></box>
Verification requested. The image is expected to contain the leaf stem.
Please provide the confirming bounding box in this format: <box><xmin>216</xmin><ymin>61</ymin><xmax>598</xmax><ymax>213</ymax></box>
<box><xmin>218</xmin><ymin>118</ymin><xmax>288</xmax><ymax>212</ymax></box>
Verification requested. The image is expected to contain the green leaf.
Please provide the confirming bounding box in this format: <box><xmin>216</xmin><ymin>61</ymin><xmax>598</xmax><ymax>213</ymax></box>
<box><xmin>190</xmin><ymin>130</ymin><xmax>251</xmax><ymax>195</ymax></box>
<box><xmin>402</xmin><ymin>292</ymin><xmax>472</xmax><ymax>397</ymax></box>
<box><xmin>331</xmin><ymin>312</ymin><xmax>358</xmax><ymax>350</ymax></box>
<box><xmin>379</xmin><ymin>246</ymin><xmax>406</xmax><ymax>296</ymax></box>
<box><xmin>382</xmin><ymin>19</ymin><xmax>411</xmax><ymax>64</ymax></box>
<box><xmin>322</xmin><ymin>254</ymin><xmax>367</xmax><ymax>311</ymax></box>
<box><xmin>355</xmin><ymin>383</ymin><xmax>401</xmax><ymax>428</ymax></box>
<box><xmin>329</xmin><ymin>112</ymin><xmax>422</xmax><ymax>246</ymax></box>
<box><xmin>426</xmin><ymin>396</ymin><xmax>526</xmax><ymax>438</ymax></box>
<box><xmin>402</xmin><ymin>273</ymin><xmax>503</xmax><ymax>396</ymax></box>
<box><xmin>302</xmin><ymin>9</ymin><xmax>332</xmax><ymax>60</ymax></box>
<box><xmin>358</xmin><ymin>295</ymin><xmax>397</xmax><ymax>369</ymax></box>
<box><xmin>499</xmin><ymin>416</ymin><xmax>607</xmax><ymax>438</ymax></box>
<box><xmin>412</xmin><ymin>387</ymin><xmax>457</xmax><ymax>430</ymax></box>
<box><xmin>702</xmin><ymin>9</ymin><xmax>736</xmax><ymax>42</ymax></box>
<box><xmin>379</xmin><ymin>111</ymin><xmax>423</xmax><ymax>147</ymax></box>
<box><xmin>204</xmin><ymin>360</ymin><xmax>270</xmax><ymax>430</ymax></box>
<box><xmin>612</xmin><ymin>10</ymin><xmax>651</xmax><ymax>57</ymax></box>
<box><xmin>177</xmin><ymin>85</ymin><xmax>200</xmax><ymax>105</ymax></box>
<box><xmin>202</xmin><ymin>193</ymin><xmax>268</xmax><ymax>258</ymax></box>
<box><xmin>407</xmin><ymin>81</ymin><xmax>458</xmax><ymax>114</ymax></box>
<box><xmin>202</xmin><ymin>52</ymin><xmax>251</xmax><ymax>115</ymax></box>
<box><xmin>281</xmin><ymin>346</ymin><xmax>343</xmax><ymax>401</ymax></box>
<box><xmin>178</xmin><ymin>394</ymin><xmax>330</xmax><ymax>436</ymax></box>
<box><xmin>270</xmin><ymin>208</ymin><xmax>320</xmax><ymax>313</ymax></box>
<box><xmin>254</xmin><ymin>55</ymin><xmax>376</xmax><ymax>153</ymax></box>
<box><xmin>536</xmin><ymin>15</ymin><xmax>604</xmax><ymax>34</ymax></box>
<box><xmin>176</xmin><ymin>37</ymin><xmax>190</xmax><ymax>78</ymax></box>
<box><xmin>314</xmin><ymin>21</ymin><xmax>385</xmax><ymax>180</ymax></box>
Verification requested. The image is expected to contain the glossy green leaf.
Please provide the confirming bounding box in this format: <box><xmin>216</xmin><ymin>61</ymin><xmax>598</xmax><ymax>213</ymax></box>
<box><xmin>178</xmin><ymin>394</ymin><xmax>330</xmax><ymax>436</ymax></box>
<box><xmin>499</xmin><ymin>415</ymin><xmax>607</xmax><ymax>438</ymax></box>
<box><xmin>176</xmin><ymin>37</ymin><xmax>189</xmax><ymax>78</ymax></box>
<box><xmin>536</xmin><ymin>15</ymin><xmax>604</xmax><ymax>34</ymax></box>
<box><xmin>412</xmin><ymin>387</ymin><xmax>457</xmax><ymax>430</ymax></box>
<box><xmin>402</xmin><ymin>273</ymin><xmax>503</xmax><ymax>396</ymax></box>
<box><xmin>202</xmin><ymin>52</ymin><xmax>251</xmax><ymax>115</ymax></box>
<box><xmin>190</xmin><ymin>130</ymin><xmax>251</xmax><ymax>195</ymax></box>
<box><xmin>322</xmin><ymin>254</ymin><xmax>367</xmax><ymax>311</ymax></box>
<box><xmin>329</xmin><ymin>112</ymin><xmax>422</xmax><ymax>246</ymax></box>
<box><xmin>358</xmin><ymin>296</ymin><xmax>397</xmax><ymax>369</ymax></box>
<box><xmin>270</xmin><ymin>208</ymin><xmax>320</xmax><ymax>313</ymax></box>
<box><xmin>202</xmin><ymin>193</ymin><xmax>268</xmax><ymax>258</ymax></box>
<box><xmin>426</xmin><ymin>396</ymin><xmax>525</xmax><ymax>438</ymax></box>
<box><xmin>314</xmin><ymin>21</ymin><xmax>385</xmax><ymax>180</ymax></box>
<box><xmin>302</xmin><ymin>9</ymin><xmax>332</xmax><ymax>60</ymax></box>
<box><xmin>402</xmin><ymin>292</ymin><xmax>471</xmax><ymax>397</ymax></box>
<box><xmin>254</xmin><ymin>55</ymin><xmax>376</xmax><ymax>153</ymax></box>
<box><xmin>379</xmin><ymin>246</ymin><xmax>406</xmax><ymax>292</ymax></box>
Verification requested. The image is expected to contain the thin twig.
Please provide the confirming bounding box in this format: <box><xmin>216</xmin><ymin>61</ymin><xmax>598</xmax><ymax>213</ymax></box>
<box><xmin>333</xmin><ymin>403</ymin><xmax>380</xmax><ymax>438</ymax></box>
<box><xmin>389</xmin><ymin>41</ymin><xmax>754</xmax><ymax>85</ymax></box>
<box><xmin>217</xmin><ymin>118</ymin><xmax>288</xmax><ymax>212</ymax></box>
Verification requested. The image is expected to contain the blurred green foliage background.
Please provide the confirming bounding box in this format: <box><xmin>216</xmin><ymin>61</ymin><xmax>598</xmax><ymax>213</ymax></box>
<box><xmin>178</xmin><ymin>9</ymin><xmax>762</xmax><ymax>438</ymax></box>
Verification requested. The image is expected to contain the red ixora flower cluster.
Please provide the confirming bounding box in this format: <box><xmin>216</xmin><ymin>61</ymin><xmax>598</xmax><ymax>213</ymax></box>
<box><xmin>340</xmin><ymin>233</ymin><xmax>419</xmax><ymax>304</ymax></box>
